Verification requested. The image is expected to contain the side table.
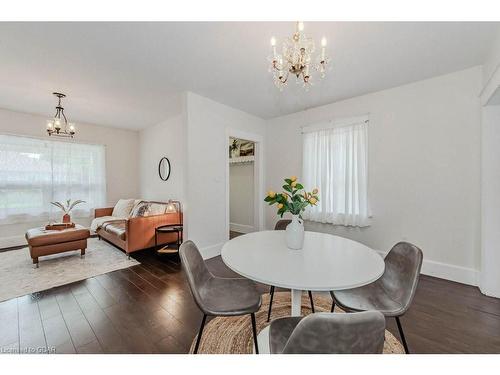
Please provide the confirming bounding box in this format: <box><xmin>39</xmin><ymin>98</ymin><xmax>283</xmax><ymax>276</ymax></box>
<box><xmin>155</xmin><ymin>224</ymin><xmax>183</xmax><ymax>255</ymax></box>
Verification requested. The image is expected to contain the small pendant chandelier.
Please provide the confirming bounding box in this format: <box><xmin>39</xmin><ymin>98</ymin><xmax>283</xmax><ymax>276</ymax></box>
<box><xmin>46</xmin><ymin>92</ymin><xmax>76</xmax><ymax>138</ymax></box>
<box><xmin>269</xmin><ymin>22</ymin><xmax>330</xmax><ymax>91</ymax></box>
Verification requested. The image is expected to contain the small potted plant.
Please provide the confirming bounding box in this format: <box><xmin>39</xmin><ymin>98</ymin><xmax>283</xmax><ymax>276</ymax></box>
<box><xmin>265</xmin><ymin>177</ymin><xmax>319</xmax><ymax>249</ymax></box>
<box><xmin>51</xmin><ymin>199</ymin><xmax>85</xmax><ymax>223</ymax></box>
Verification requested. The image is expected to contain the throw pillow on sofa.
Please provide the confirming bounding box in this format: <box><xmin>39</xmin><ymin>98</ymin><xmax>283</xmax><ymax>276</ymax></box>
<box><xmin>130</xmin><ymin>201</ymin><xmax>152</xmax><ymax>217</ymax></box>
<box><xmin>149</xmin><ymin>202</ymin><xmax>168</xmax><ymax>215</ymax></box>
<box><xmin>112</xmin><ymin>199</ymin><xmax>136</xmax><ymax>218</ymax></box>
<box><xmin>129</xmin><ymin>201</ymin><xmax>168</xmax><ymax>217</ymax></box>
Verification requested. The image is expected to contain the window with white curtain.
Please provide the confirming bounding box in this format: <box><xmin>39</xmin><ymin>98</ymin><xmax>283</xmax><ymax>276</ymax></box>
<box><xmin>0</xmin><ymin>134</ymin><xmax>106</xmax><ymax>224</ymax></box>
<box><xmin>302</xmin><ymin>116</ymin><xmax>369</xmax><ymax>227</ymax></box>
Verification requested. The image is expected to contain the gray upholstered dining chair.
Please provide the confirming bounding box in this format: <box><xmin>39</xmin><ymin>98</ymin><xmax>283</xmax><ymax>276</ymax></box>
<box><xmin>269</xmin><ymin>311</ymin><xmax>386</xmax><ymax>354</ymax></box>
<box><xmin>180</xmin><ymin>240</ymin><xmax>262</xmax><ymax>354</ymax></box>
<box><xmin>267</xmin><ymin>219</ymin><xmax>315</xmax><ymax>322</ymax></box>
<box><xmin>330</xmin><ymin>242</ymin><xmax>423</xmax><ymax>354</ymax></box>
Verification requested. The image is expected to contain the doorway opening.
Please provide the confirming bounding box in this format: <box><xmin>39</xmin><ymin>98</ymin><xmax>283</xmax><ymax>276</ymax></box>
<box><xmin>228</xmin><ymin>137</ymin><xmax>256</xmax><ymax>239</ymax></box>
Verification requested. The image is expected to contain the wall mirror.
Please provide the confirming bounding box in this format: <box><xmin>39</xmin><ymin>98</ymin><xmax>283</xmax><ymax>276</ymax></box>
<box><xmin>158</xmin><ymin>157</ymin><xmax>171</xmax><ymax>181</ymax></box>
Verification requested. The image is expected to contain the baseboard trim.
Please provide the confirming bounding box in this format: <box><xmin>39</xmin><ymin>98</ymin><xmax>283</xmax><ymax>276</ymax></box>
<box><xmin>376</xmin><ymin>250</ymin><xmax>478</xmax><ymax>286</ymax></box>
<box><xmin>421</xmin><ymin>259</ymin><xmax>478</xmax><ymax>286</ymax></box>
<box><xmin>200</xmin><ymin>242</ymin><xmax>224</xmax><ymax>260</ymax></box>
<box><xmin>229</xmin><ymin>223</ymin><xmax>255</xmax><ymax>234</ymax></box>
<box><xmin>479</xmin><ymin>284</ymin><xmax>500</xmax><ymax>298</ymax></box>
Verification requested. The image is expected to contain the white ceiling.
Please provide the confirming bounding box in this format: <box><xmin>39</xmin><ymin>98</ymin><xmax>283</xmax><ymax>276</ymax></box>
<box><xmin>0</xmin><ymin>22</ymin><xmax>498</xmax><ymax>130</ymax></box>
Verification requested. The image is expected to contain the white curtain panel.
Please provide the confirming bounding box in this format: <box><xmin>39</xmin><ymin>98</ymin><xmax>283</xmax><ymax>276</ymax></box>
<box><xmin>302</xmin><ymin>119</ymin><xmax>369</xmax><ymax>227</ymax></box>
<box><xmin>0</xmin><ymin>135</ymin><xmax>106</xmax><ymax>224</ymax></box>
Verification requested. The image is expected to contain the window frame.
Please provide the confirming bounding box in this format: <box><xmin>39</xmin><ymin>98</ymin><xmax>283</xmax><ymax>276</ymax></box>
<box><xmin>0</xmin><ymin>133</ymin><xmax>107</xmax><ymax>224</ymax></box>
<box><xmin>301</xmin><ymin>115</ymin><xmax>371</xmax><ymax>226</ymax></box>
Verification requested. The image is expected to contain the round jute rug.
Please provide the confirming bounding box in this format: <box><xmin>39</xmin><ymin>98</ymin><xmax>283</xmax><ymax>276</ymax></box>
<box><xmin>189</xmin><ymin>291</ymin><xmax>405</xmax><ymax>354</ymax></box>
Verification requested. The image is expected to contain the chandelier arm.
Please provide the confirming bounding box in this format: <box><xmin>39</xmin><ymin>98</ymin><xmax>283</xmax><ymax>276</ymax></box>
<box><xmin>272</xmin><ymin>60</ymin><xmax>286</xmax><ymax>72</ymax></box>
<box><xmin>61</xmin><ymin>110</ymin><xmax>68</xmax><ymax>124</ymax></box>
<box><xmin>302</xmin><ymin>70</ymin><xmax>309</xmax><ymax>83</ymax></box>
<box><xmin>278</xmin><ymin>70</ymin><xmax>289</xmax><ymax>84</ymax></box>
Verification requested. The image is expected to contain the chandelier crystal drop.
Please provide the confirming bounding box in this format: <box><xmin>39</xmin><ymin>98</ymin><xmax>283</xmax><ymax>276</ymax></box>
<box><xmin>268</xmin><ymin>22</ymin><xmax>330</xmax><ymax>91</ymax></box>
<box><xmin>46</xmin><ymin>92</ymin><xmax>76</xmax><ymax>138</ymax></box>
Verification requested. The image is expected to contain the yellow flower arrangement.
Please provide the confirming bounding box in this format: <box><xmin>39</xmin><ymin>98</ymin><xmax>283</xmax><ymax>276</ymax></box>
<box><xmin>265</xmin><ymin>177</ymin><xmax>319</xmax><ymax>218</ymax></box>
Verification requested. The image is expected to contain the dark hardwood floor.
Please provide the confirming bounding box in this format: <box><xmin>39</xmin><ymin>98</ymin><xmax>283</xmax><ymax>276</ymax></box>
<box><xmin>229</xmin><ymin>231</ymin><xmax>244</xmax><ymax>239</ymax></box>
<box><xmin>1</xmin><ymin>246</ymin><xmax>500</xmax><ymax>354</ymax></box>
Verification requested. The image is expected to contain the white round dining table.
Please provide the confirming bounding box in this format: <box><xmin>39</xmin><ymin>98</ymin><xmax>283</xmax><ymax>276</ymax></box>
<box><xmin>221</xmin><ymin>230</ymin><xmax>385</xmax><ymax>353</ymax></box>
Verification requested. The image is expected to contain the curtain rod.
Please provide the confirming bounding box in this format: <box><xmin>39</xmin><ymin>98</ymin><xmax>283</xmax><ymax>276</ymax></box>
<box><xmin>301</xmin><ymin>115</ymin><xmax>370</xmax><ymax>134</ymax></box>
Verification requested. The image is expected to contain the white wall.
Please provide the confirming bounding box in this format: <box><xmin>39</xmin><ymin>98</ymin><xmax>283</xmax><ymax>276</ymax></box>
<box><xmin>479</xmin><ymin>27</ymin><xmax>500</xmax><ymax>297</ymax></box>
<box><xmin>481</xmin><ymin>27</ymin><xmax>500</xmax><ymax>108</ymax></box>
<box><xmin>139</xmin><ymin>105</ymin><xmax>186</xmax><ymax>203</ymax></box>
<box><xmin>229</xmin><ymin>162</ymin><xmax>254</xmax><ymax>233</ymax></box>
<box><xmin>185</xmin><ymin>92</ymin><xmax>266</xmax><ymax>258</ymax></box>
<box><xmin>480</xmin><ymin>105</ymin><xmax>500</xmax><ymax>297</ymax></box>
<box><xmin>483</xmin><ymin>27</ymin><xmax>500</xmax><ymax>87</ymax></box>
<box><xmin>0</xmin><ymin>107</ymin><xmax>140</xmax><ymax>246</ymax></box>
<box><xmin>266</xmin><ymin>67</ymin><xmax>483</xmax><ymax>285</ymax></box>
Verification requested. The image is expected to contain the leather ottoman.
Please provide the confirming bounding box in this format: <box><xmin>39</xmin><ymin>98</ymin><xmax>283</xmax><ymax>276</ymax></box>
<box><xmin>25</xmin><ymin>224</ymin><xmax>90</xmax><ymax>268</ymax></box>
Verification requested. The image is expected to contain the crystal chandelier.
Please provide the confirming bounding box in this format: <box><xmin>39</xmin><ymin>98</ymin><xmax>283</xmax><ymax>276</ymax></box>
<box><xmin>269</xmin><ymin>22</ymin><xmax>330</xmax><ymax>90</ymax></box>
<box><xmin>46</xmin><ymin>92</ymin><xmax>76</xmax><ymax>138</ymax></box>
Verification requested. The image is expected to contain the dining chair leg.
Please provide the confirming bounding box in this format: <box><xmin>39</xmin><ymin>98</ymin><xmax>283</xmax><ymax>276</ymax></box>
<box><xmin>251</xmin><ymin>313</ymin><xmax>259</xmax><ymax>354</ymax></box>
<box><xmin>330</xmin><ymin>291</ymin><xmax>335</xmax><ymax>312</ymax></box>
<box><xmin>395</xmin><ymin>316</ymin><xmax>410</xmax><ymax>354</ymax></box>
<box><xmin>308</xmin><ymin>291</ymin><xmax>315</xmax><ymax>313</ymax></box>
<box><xmin>194</xmin><ymin>314</ymin><xmax>207</xmax><ymax>354</ymax></box>
<box><xmin>267</xmin><ymin>286</ymin><xmax>275</xmax><ymax>322</ymax></box>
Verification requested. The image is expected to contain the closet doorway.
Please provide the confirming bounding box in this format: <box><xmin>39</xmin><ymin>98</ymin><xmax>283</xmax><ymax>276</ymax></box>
<box><xmin>228</xmin><ymin>137</ymin><xmax>256</xmax><ymax>239</ymax></box>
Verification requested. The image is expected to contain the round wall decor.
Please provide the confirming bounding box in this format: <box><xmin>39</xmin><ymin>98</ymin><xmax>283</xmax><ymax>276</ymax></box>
<box><xmin>158</xmin><ymin>157</ymin><xmax>171</xmax><ymax>181</ymax></box>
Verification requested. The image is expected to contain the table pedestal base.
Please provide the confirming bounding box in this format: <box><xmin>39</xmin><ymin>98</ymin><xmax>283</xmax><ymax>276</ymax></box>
<box><xmin>290</xmin><ymin>288</ymin><xmax>302</xmax><ymax>316</ymax></box>
<box><xmin>255</xmin><ymin>325</ymin><xmax>270</xmax><ymax>354</ymax></box>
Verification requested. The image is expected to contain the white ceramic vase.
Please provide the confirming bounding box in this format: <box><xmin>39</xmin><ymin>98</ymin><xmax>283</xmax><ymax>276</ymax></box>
<box><xmin>285</xmin><ymin>215</ymin><xmax>305</xmax><ymax>250</ymax></box>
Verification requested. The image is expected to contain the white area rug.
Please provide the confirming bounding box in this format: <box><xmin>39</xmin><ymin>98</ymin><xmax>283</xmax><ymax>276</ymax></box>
<box><xmin>0</xmin><ymin>237</ymin><xmax>139</xmax><ymax>302</ymax></box>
